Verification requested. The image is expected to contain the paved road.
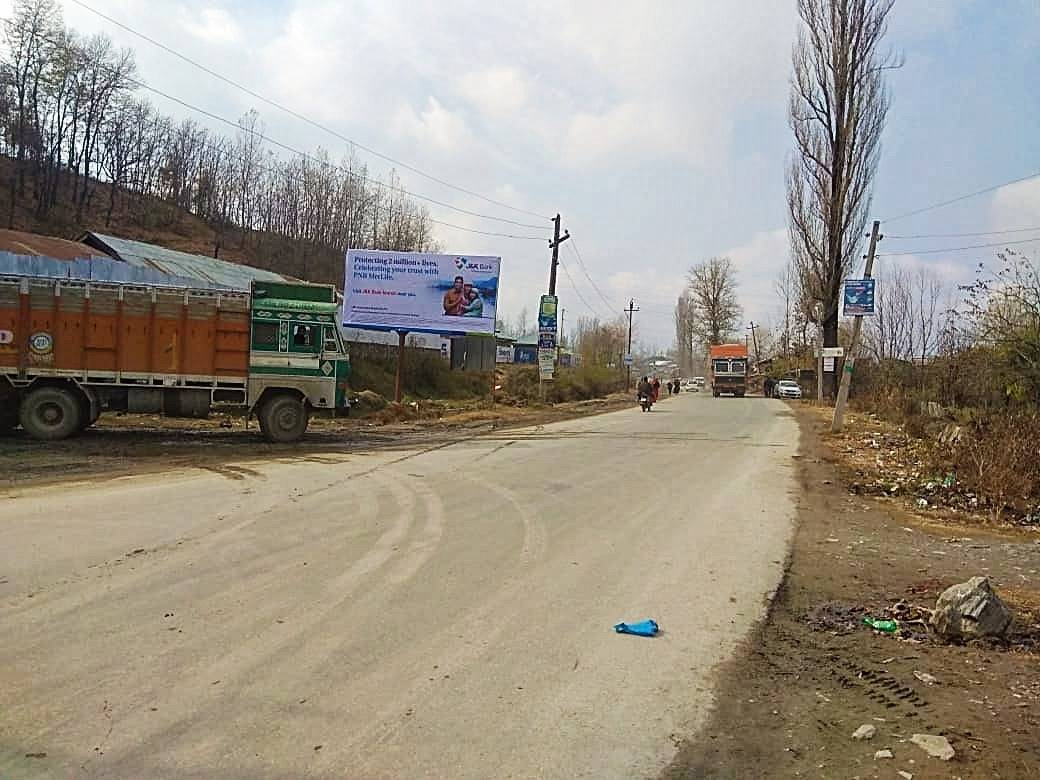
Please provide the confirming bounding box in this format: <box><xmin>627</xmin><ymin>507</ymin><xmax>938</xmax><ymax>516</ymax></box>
<box><xmin>1</xmin><ymin>393</ymin><xmax>799</xmax><ymax>779</ymax></box>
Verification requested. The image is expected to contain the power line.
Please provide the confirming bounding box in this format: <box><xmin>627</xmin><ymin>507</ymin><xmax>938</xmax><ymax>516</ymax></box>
<box><xmin>0</xmin><ymin>31</ymin><xmax>552</xmax><ymax>239</ymax></box>
<box><xmin>69</xmin><ymin>0</ymin><xmax>552</xmax><ymax>223</ymax></box>
<box><xmin>887</xmin><ymin>225</ymin><xmax>1040</xmax><ymax>240</ymax></box>
<box><xmin>876</xmin><ymin>236</ymin><xmax>1040</xmax><ymax>257</ymax></box>
<box><xmin>567</xmin><ymin>238</ymin><xmax>620</xmax><ymax>312</ymax></box>
<box><xmin>558</xmin><ymin>261</ymin><xmax>607</xmax><ymax>320</ymax></box>
<box><xmin>132</xmin><ymin>79</ymin><xmax>551</xmax><ymax>239</ymax></box>
<box><xmin>882</xmin><ymin>170</ymin><xmax>1040</xmax><ymax>223</ymax></box>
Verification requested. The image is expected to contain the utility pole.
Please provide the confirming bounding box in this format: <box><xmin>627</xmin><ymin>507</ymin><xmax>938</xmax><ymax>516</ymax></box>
<box><xmin>832</xmin><ymin>220</ymin><xmax>882</xmax><ymax>432</ymax></box>
<box><xmin>547</xmin><ymin>213</ymin><xmax>570</xmax><ymax>296</ymax></box>
<box><xmin>748</xmin><ymin>321</ymin><xmax>760</xmax><ymax>364</ymax></box>
<box><xmin>624</xmin><ymin>299</ymin><xmax>638</xmax><ymax>390</ymax></box>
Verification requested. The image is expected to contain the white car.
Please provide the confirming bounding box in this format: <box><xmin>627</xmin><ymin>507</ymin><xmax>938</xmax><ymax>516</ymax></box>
<box><xmin>775</xmin><ymin>380</ymin><xmax>802</xmax><ymax>399</ymax></box>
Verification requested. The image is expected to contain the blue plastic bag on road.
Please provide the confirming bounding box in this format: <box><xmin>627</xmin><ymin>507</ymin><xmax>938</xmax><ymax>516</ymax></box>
<box><xmin>613</xmin><ymin>619</ymin><xmax>659</xmax><ymax>637</ymax></box>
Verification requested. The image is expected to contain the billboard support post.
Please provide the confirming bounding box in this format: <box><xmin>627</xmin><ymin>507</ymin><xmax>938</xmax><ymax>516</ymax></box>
<box><xmin>832</xmin><ymin>220</ymin><xmax>881</xmax><ymax>432</ymax></box>
<box><xmin>394</xmin><ymin>330</ymin><xmax>407</xmax><ymax>404</ymax></box>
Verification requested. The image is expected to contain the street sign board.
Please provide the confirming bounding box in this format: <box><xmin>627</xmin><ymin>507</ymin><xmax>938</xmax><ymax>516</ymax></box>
<box><xmin>537</xmin><ymin>294</ymin><xmax>558</xmax><ymax>332</ymax></box>
<box><xmin>623</xmin><ymin>353</ymin><xmax>634</xmax><ymax>367</ymax></box>
<box><xmin>538</xmin><ymin>331</ymin><xmax>557</xmax><ymax>350</ymax></box>
<box><xmin>843</xmin><ymin>279</ymin><xmax>876</xmax><ymax>316</ymax></box>
<box><xmin>816</xmin><ymin>347</ymin><xmax>845</xmax><ymax>358</ymax></box>
<box><xmin>538</xmin><ymin>348</ymin><xmax>555</xmax><ymax>380</ymax></box>
<box><xmin>823</xmin><ymin>356</ymin><xmax>836</xmax><ymax>372</ymax></box>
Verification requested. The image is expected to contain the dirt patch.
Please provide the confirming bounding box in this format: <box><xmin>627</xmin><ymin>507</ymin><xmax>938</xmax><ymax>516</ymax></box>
<box><xmin>0</xmin><ymin>394</ymin><xmax>633</xmax><ymax>491</ymax></box>
<box><xmin>661</xmin><ymin>404</ymin><xmax>1040</xmax><ymax>779</ymax></box>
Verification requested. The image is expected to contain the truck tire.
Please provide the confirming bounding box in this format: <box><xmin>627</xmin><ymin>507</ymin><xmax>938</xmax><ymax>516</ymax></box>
<box><xmin>20</xmin><ymin>387</ymin><xmax>84</xmax><ymax>441</ymax></box>
<box><xmin>258</xmin><ymin>394</ymin><xmax>309</xmax><ymax>443</ymax></box>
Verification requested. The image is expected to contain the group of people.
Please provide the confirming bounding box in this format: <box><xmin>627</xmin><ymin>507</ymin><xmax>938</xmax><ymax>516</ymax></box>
<box><xmin>442</xmin><ymin>276</ymin><xmax>484</xmax><ymax>317</ymax></box>
<box><xmin>637</xmin><ymin>376</ymin><xmax>682</xmax><ymax>404</ymax></box>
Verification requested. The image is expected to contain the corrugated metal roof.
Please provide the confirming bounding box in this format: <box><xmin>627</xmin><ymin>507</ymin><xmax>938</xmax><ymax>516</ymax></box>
<box><xmin>80</xmin><ymin>232</ymin><xmax>293</xmax><ymax>290</ymax></box>
<box><xmin>0</xmin><ymin>229</ymin><xmax>106</xmax><ymax>261</ymax></box>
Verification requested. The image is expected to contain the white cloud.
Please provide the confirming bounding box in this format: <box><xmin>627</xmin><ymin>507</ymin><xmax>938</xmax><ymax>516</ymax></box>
<box><xmin>721</xmin><ymin>228</ymin><xmax>789</xmax><ymax>326</ymax></box>
<box><xmin>178</xmin><ymin>7</ymin><xmax>242</xmax><ymax>46</ymax></box>
<box><xmin>458</xmin><ymin>67</ymin><xmax>530</xmax><ymax>118</ymax></box>
<box><xmin>990</xmin><ymin>177</ymin><xmax>1040</xmax><ymax>231</ymax></box>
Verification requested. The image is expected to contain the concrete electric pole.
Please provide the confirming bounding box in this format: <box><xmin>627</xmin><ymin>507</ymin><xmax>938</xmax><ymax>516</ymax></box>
<box><xmin>831</xmin><ymin>219</ymin><xmax>882</xmax><ymax>433</ymax></box>
<box><xmin>625</xmin><ymin>299</ymin><xmax>639</xmax><ymax>390</ymax></box>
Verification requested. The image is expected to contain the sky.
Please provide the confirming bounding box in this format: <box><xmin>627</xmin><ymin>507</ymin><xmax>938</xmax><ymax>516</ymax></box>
<box><xmin>16</xmin><ymin>0</ymin><xmax>1040</xmax><ymax>351</ymax></box>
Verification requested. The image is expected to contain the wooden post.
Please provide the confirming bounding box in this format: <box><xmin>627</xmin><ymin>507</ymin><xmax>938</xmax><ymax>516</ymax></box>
<box><xmin>394</xmin><ymin>330</ymin><xmax>407</xmax><ymax>404</ymax></box>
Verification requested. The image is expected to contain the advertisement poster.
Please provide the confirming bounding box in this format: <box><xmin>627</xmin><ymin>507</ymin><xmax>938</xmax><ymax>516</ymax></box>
<box><xmin>344</xmin><ymin>250</ymin><xmax>501</xmax><ymax>335</ymax></box>
<box><xmin>496</xmin><ymin>345</ymin><xmax>514</xmax><ymax>364</ymax></box>
<box><xmin>843</xmin><ymin>279</ymin><xmax>876</xmax><ymax>316</ymax></box>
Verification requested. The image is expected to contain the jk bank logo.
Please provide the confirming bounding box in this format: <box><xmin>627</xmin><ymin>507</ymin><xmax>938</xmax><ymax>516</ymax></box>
<box><xmin>455</xmin><ymin>256</ymin><xmax>494</xmax><ymax>272</ymax></box>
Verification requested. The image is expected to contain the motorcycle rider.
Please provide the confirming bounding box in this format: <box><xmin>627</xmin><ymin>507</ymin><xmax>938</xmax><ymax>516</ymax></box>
<box><xmin>637</xmin><ymin>376</ymin><xmax>652</xmax><ymax>402</ymax></box>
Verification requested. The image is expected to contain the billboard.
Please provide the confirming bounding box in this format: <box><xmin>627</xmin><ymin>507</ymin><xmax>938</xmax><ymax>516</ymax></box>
<box><xmin>843</xmin><ymin>278</ymin><xmax>876</xmax><ymax>316</ymax></box>
<box><xmin>344</xmin><ymin>250</ymin><xmax>500</xmax><ymax>335</ymax></box>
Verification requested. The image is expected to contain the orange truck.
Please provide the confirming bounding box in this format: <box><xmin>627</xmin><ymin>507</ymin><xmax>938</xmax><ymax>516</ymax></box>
<box><xmin>0</xmin><ymin>275</ymin><xmax>351</xmax><ymax>441</ymax></box>
<box><xmin>709</xmin><ymin>343</ymin><xmax>748</xmax><ymax>397</ymax></box>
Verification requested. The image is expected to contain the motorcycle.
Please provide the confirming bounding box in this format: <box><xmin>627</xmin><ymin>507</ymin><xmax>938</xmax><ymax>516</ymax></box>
<box><xmin>638</xmin><ymin>393</ymin><xmax>653</xmax><ymax>412</ymax></box>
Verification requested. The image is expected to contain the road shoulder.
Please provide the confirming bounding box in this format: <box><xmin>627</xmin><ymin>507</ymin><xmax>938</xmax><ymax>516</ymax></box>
<box><xmin>660</xmin><ymin>403</ymin><xmax>1040</xmax><ymax>779</ymax></box>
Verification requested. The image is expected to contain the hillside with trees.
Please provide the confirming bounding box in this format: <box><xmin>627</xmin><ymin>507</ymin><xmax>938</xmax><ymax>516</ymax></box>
<box><xmin>0</xmin><ymin>0</ymin><xmax>435</xmax><ymax>286</ymax></box>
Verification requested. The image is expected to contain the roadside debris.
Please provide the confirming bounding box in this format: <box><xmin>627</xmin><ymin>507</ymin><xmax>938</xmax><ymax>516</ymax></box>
<box><xmin>910</xmin><ymin>733</ymin><xmax>955</xmax><ymax>760</ymax></box>
<box><xmin>613</xmin><ymin>619</ymin><xmax>659</xmax><ymax>637</ymax></box>
<box><xmin>912</xmin><ymin>670</ymin><xmax>940</xmax><ymax>685</ymax></box>
<box><xmin>862</xmin><ymin>616</ymin><xmax>898</xmax><ymax>633</ymax></box>
<box><xmin>930</xmin><ymin>576</ymin><xmax>1013</xmax><ymax>640</ymax></box>
<box><xmin>851</xmin><ymin>724</ymin><xmax>876</xmax><ymax>740</ymax></box>
<box><xmin>897</xmin><ymin>771</ymin><xmax>913</xmax><ymax>780</ymax></box>
<box><xmin>874</xmin><ymin>748</ymin><xmax>893</xmax><ymax>759</ymax></box>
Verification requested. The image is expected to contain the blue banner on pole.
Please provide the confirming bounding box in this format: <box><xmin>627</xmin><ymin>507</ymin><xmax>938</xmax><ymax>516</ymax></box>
<box><xmin>843</xmin><ymin>279</ymin><xmax>876</xmax><ymax>316</ymax></box>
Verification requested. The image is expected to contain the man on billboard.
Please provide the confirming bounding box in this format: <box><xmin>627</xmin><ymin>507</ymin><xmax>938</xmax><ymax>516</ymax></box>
<box><xmin>443</xmin><ymin>276</ymin><xmax>466</xmax><ymax>316</ymax></box>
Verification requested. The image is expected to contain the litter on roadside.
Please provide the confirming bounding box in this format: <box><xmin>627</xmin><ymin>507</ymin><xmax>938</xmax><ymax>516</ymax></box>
<box><xmin>613</xmin><ymin>619</ymin><xmax>659</xmax><ymax>637</ymax></box>
<box><xmin>863</xmin><ymin>616</ymin><xmax>899</xmax><ymax>633</ymax></box>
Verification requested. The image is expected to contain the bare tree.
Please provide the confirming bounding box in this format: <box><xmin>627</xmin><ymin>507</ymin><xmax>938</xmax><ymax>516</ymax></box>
<box><xmin>685</xmin><ymin>256</ymin><xmax>742</xmax><ymax>346</ymax></box>
<box><xmin>674</xmin><ymin>291</ymin><xmax>694</xmax><ymax>374</ymax></box>
<box><xmin>787</xmin><ymin>0</ymin><xmax>898</xmax><ymax>395</ymax></box>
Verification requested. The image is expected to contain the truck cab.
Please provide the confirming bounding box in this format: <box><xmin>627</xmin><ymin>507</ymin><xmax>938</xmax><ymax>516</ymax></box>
<box><xmin>248</xmin><ymin>281</ymin><xmax>351</xmax><ymax>441</ymax></box>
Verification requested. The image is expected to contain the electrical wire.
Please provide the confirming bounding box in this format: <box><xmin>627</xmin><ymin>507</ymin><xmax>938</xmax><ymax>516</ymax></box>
<box><xmin>558</xmin><ymin>261</ymin><xmax>608</xmax><ymax>320</ymax></box>
<box><xmin>69</xmin><ymin>0</ymin><xmax>552</xmax><ymax>223</ymax></box>
<box><xmin>129</xmin><ymin>79</ymin><xmax>550</xmax><ymax>240</ymax></box>
<box><xmin>882</xmin><ymin>170</ymin><xmax>1040</xmax><ymax>223</ymax></box>
<box><xmin>0</xmin><ymin>28</ymin><xmax>549</xmax><ymax>233</ymax></box>
<box><xmin>567</xmin><ymin>238</ymin><xmax>620</xmax><ymax>312</ymax></box>
<box><xmin>876</xmin><ymin>236</ymin><xmax>1040</xmax><ymax>257</ymax></box>
<box><xmin>886</xmin><ymin>226</ymin><xmax>1040</xmax><ymax>240</ymax></box>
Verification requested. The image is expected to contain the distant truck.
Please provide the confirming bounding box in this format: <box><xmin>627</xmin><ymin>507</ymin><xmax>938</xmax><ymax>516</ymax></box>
<box><xmin>0</xmin><ymin>276</ymin><xmax>350</xmax><ymax>442</ymax></box>
<box><xmin>709</xmin><ymin>343</ymin><xmax>748</xmax><ymax>397</ymax></box>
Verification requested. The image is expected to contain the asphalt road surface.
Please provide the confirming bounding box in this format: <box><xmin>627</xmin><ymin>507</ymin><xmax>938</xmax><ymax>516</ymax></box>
<box><xmin>1</xmin><ymin>392</ymin><xmax>799</xmax><ymax>779</ymax></box>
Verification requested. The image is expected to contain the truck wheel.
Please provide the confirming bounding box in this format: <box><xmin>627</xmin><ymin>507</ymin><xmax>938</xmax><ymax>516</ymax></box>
<box><xmin>258</xmin><ymin>394</ymin><xmax>309</xmax><ymax>442</ymax></box>
<box><xmin>20</xmin><ymin>387</ymin><xmax>84</xmax><ymax>441</ymax></box>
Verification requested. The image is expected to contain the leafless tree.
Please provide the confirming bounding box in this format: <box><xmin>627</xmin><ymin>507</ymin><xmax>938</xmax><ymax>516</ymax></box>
<box><xmin>0</xmin><ymin>6</ymin><xmax>436</xmax><ymax>286</ymax></box>
<box><xmin>674</xmin><ymin>291</ymin><xmax>695</xmax><ymax>373</ymax></box>
<box><xmin>685</xmin><ymin>256</ymin><xmax>742</xmax><ymax>346</ymax></box>
<box><xmin>787</xmin><ymin>0</ymin><xmax>899</xmax><ymax>395</ymax></box>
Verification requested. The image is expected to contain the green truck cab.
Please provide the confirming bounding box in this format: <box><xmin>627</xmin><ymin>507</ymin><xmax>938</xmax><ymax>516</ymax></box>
<box><xmin>248</xmin><ymin>281</ymin><xmax>351</xmax><ymax>441</ymax></box>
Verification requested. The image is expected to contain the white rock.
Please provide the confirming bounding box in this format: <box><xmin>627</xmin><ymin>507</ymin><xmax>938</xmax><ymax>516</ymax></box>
<box><xmin>910</xmin><ymin>733</ymin><xmax>955</xmax><ymax>760</ymax></box>
<box><xmin>852</xmin><ymin>724</ymin><xmax>877</xmax><ymax>740</ymax></box>
<box><xmin>898</xmin><ymin>772</ymin><xmax>913</xmax><ymax>780</ymax></box>
<box><xmin>930</xmin><ymin>576</ymin><xmax>1012</xmax><ymax>640</ymax></box>
<box><xmin>874</xmin><ymin>749</ymin><xmax>893</xmax><ymax>759</ymax></box>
